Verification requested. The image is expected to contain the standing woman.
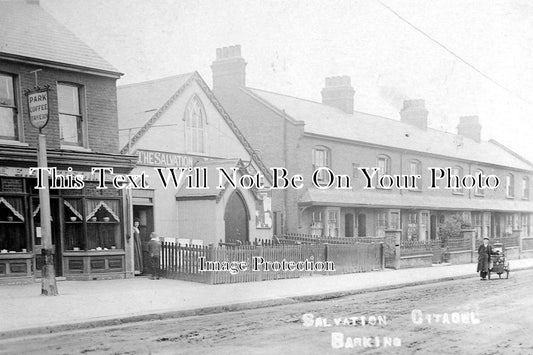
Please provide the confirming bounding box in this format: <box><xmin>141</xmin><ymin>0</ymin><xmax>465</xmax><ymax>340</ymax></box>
<box><xmin>477</xmin><ymin>237</ymin><xmax>492</xmax><ymax>280</ymax></box>
<box><xmin>133</xmin><ymin>220</ymin><xmax>143</xmax><ymax>275</ymax></box>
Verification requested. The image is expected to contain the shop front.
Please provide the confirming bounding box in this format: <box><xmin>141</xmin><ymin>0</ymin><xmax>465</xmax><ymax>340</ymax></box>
<box><xmin>0</xmin><ymin>148</ymin><xmax>136</xmax><ymax>283</ymax></box>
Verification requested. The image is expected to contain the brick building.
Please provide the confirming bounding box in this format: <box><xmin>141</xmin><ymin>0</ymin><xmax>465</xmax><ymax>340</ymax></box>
<box><xmin>0</xmin><ymin>1</ymin><xmax>137</xmax><ymax>282</ymax></box>
<box><xmin>211</xmin><ymin>45</ymin><xmax>533</xmax><ymax>242</ymax></box>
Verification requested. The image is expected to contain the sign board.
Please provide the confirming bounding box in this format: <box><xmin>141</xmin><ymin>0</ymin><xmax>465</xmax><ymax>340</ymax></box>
<box><xmin>135</xmin><ymin>149</ymin><xmax>199</xmax><ymax>167</ymax></box>
<box><xmin>25</xmin><ymin>88</ymin><xmax>50</xmax><ymax>129</ymax></box>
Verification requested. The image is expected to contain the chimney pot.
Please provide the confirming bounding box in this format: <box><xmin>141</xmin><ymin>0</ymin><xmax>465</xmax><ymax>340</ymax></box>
<box><xmin>321</xmin><ymin>75</ymin><xmax>355</xmax><ymax>114</ymax></box>
<box><xmin>457</xmin><ymin>115</ymin><xmax>481</xmax><ymax>142</ymax></box>
<box><xmin>400</xmin><ymin>99</ymin><xmax>429</xmax><ymax>130</ymax></box>
<box><xmin>211</xmin><ymin>44</ymin><xmax>247</xmax><ymax>91</ymax></box>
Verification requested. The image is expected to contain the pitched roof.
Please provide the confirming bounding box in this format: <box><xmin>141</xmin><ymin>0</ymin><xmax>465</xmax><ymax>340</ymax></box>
<box><xmin>117</xmin><ymin>73</ymin><xmax>195</xmax><ymax>149</ymax></box>
<box><xmin>117</xmin><ymin>72</ymin><xmax>272</xmax><ymax>182</ymax></box>
<box><xmin>246</xmin><ymin>88</ymin><xmax>533</xmax><ymax>171</ymax></box>
<box><xmin>0</xmin><ymin>1</ymin><xmax>120</xmax><ymax>76</ymax></box>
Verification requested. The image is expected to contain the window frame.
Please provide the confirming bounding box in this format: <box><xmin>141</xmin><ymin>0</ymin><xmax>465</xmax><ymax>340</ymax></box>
<box><xmin>184</xmin><ymin>95</ymin><xmax>207</xmax><ymax>154</ymax></box>
<box><xmin>409</xmin><ymin>159</ymin><xmax>422</xmax><ymax>191</ymax></box>
<box><xmin>0</xmin><ymin>72</ymin><xmax>21</xmax><ymax>141</ymax></box>
<box><xmin>452</xmin><ymin>166</ymin><xmax>464</xmax><ymax>195</ymax></box>
<box><xmin>522</xmin><ymin>176</ymin><xmax>529</xmax><ymax>200</ymax></box>
<box><xmin>312</xmin><ymin>145</ymin><xmax>331</xmax><ymax>183</ymax></box>
<box><xmin>474</xmin><ymin>169</ymin><xmax>484</xmax><ymax>197</ymax></box>
<box><xmin>506</xmin><ymin>174</ymin><xmax>515</xmax><ymax>198</ymax></box>
<box><xmin>57</xmin><ymin>82</ymin><xmax>85</xmax><ymax>147</ymax></box>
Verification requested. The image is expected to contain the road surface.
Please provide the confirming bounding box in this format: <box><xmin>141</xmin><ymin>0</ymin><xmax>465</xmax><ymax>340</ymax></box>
<box><xmin>1</xmin><ymin>270</ymin><xmax>532</xmax><ymax>355</ymax></box>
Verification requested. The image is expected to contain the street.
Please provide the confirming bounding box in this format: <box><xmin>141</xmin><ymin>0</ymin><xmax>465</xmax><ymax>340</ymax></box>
<box><xmin>1</xmin><ymin>270</ymin><xmax>532</xmax><ymax>355</ymax></box>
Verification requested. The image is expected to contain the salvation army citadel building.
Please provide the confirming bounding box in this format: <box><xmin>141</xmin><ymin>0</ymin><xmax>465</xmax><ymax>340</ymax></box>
<box><xmin>0</xmin><ymin>1</ymin><xmax>136</xmax><ymax>283</ymax></box>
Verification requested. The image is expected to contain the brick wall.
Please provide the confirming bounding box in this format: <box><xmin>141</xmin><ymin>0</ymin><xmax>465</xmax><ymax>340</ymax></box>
<box><xmin>1</xmin><ymin>61</ymin><xmax>119</xmax><ymax>154</ymax></box>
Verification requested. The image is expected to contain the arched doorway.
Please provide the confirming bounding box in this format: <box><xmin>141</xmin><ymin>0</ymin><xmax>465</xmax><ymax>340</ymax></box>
<box><xmin>357</xmin><ymin>213</ymin><xmax>366</xmax><ymax>237</ymax></box>
<box><xmin>345</xmin><ymin>213</ymin><xmax>354</xmax><ymax>237</ymax></box>
<box><xmin>224</xmin><ymin>191</ymin><xmax>249</xmax><ymax>243</ymax></box>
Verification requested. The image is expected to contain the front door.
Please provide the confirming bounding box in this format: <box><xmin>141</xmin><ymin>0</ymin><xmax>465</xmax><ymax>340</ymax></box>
<box><xmin>430</xmin><ymin>215</ymin><xmax>437</xmax><ymax>240</ymax></box>
<box><xmin>33</xmin><ymin>198</ymin><xmax>62</xmax><ymax>277</ymax></box>
<box><xmin>357</xmin><ymin>214</ymin><xmax>366</xmax><ymax>237</ymax></box>
<box><xmin>345</xmin><ymin>213</ymin><xmax>354</xmax><ymax>237</ymax></box>
<box><xmin>224</xmin><ymin>191</ymin><xmax>249</xmax><ymax>244</ymax></box>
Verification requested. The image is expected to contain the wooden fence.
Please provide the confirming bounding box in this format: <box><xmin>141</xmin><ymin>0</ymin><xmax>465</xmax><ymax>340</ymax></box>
<box><xmin>161</xmin><ymin>239</ymin><xmax>383</xmax><ymax>285</ymax></box>
<box><xmin>277</xmin><ymin>233</ymin><xmax>384</xmax><ymax>245</ymax></box>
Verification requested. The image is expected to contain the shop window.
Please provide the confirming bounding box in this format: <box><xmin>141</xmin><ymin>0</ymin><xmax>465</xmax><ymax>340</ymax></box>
<box><xmin>184</xmin><ymin>95</ymin><xmax>206</xmax><ymax>154</ymax></box>
<box><xmin>452</xmin><ymin>166</ymin><xmax>464</xmax><ymax>194</ymax></box>
<box><xmin>312</xmin><ymin>146</ymin><xmax>330</xmax><ymax>183</ymax></box>
<box><xmin>474</xmin><ymin>169</ymin><xmax>484</xmax><ymax>196</ymax></box>
<box><xmin>0</xmin><ymin>196</ymin><xmax>26</xmax><ymax>252</ymax></box>
<box><xmin>0</xmin><ymin>73</ymin><xmax>19</xmax><ymax>141</ymax></box>
<box><xmin>506</xmin><ymin>174</ymin><xmax>514</xmax><ymax>198</ymax></box>
<box><xmin>64</xmin><ymin>199</ymin><xmax>84</xmax><ymax>250</ymax></box>
<box><xmin>58</xmin><ymin>83</ymin><xmax>84</xmax><ymax>146</ymax></box>
<box><xmin>522</xmin><ymin>176</ymin><xmax>529</xmax><ymax>200</ymax></box>
<box><xmin>86</xmin><ymin>199</ymin><xmax>122</xmax><ymax>250</ymax></box>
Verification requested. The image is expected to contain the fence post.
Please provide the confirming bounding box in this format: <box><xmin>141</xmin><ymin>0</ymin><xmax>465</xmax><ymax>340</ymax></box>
<box><xmin>384</xmin><ymin>229</ymin><xmax>401</xmax><ymax>269</ymax></box>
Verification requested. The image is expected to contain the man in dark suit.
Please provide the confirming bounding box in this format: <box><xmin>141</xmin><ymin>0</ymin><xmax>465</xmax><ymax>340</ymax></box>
<box><xmin>477</xmin><ymin>237</ymin><xmax>493</xmax><ymax>280</ymax></box>
<box><xmin>147</xmin><ymin>232</ymin><xmax>162</xmax><ymax>280</ymax></box>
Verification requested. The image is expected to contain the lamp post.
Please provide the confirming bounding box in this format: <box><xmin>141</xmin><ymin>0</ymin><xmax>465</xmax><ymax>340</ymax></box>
<box><xmin>25</xmin><ymin>70</ymin><xmax>58</xmax><ymax>295</ymax></box>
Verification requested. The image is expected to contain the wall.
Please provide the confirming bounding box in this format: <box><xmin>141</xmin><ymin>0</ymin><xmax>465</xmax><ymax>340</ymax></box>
<box><xmin>1</xmin><ymin>61</ymin><xmax>119</xmax><ymax>153</ymax></box>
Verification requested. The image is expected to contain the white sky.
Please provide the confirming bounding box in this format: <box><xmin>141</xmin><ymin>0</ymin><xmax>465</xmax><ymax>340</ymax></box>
<box><xmin>42</xmin><ymin>0</ymin><xmax>533</xmax><ymax>162</ymax></box>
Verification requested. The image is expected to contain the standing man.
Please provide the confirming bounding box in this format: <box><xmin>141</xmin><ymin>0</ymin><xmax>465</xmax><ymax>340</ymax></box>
<box><xmin>147</xmin><ymin>232</ymin><xmax>162</xmax><ymax>280</ymax></box>
<box><xmin>477</xmin><ymin>237</ymin><xmax>492</xmax><ymax>280</ymax></box>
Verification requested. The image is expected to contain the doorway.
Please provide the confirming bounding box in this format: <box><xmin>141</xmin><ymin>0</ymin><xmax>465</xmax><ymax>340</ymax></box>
<box><xmin>430</xmin><ymin>215</ymin><xmax>437</xmax><ymax>240</ymax></box>
<box><xmin>357</xmin><ymin>213</ymin><xmax>366</xmax><ymax>237</ymax></box>
<box><xmin>133</xmin><ymin>205</ymin><xmax>154</xmax><ymax>275</ymax></box>
<box><xmin>345</xmin><ymin>213</ymin><xmax>354</xmax><ymax>237</ymax></box>
<box><xmin>224</xmin><ymin>191</ymin><xmax>249</xmax><ymax>243</ymax></box>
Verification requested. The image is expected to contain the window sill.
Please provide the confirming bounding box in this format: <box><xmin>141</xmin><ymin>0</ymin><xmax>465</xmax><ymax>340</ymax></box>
<box><xmin>0</xmin><ymin>139</ymin><xmax>29</xmax><ymax>147</ymax></box>
<box><xmin>60</xmin><ymin>145</ymin><xmax>92</xmax><ymax>153</ymax></box>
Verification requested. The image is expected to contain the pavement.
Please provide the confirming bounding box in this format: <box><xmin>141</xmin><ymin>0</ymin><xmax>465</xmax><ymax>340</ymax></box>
<box><xmin>1</xmin><ymin>258</ymin><xmax>533</xmax><ymax>339</ymax></box>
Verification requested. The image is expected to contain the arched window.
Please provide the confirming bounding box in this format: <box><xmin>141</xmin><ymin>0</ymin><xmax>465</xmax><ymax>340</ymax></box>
<box><xmin>506</xmin><ymin>174</ymin><xmax>514</xmax><ymax>198</ymax></box>
<box><xmin>312</xmin><ymin>145</ymin><xmax>330</xmax><ymax>183</ymax></box>
<box><xmin>474</xmin><ymin>169</ymin><xmax>484</xmax><ymax>196</ymax></box>
<box><xmin>184</xmin><ymin>96</ymin><xmax>206</xmax><ymax>154</ymax></box>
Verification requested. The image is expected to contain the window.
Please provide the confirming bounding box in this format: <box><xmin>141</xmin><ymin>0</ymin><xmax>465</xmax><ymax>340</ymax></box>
<box><xmin>452</xmin><ymin>166</ymin><xmax>464</xmax><ymax>194</ymax></box>
<box><xmin>377</xmin><ymin>155</ymin><xmax>391</xmax><ymax>176</ymax></box>
<box><xmin>506</xmin><ymin>174</ymin><xmax>514</xmax><ymax>198</ymax></box>
<box><xmin>0</xmin><ymin>196</ymin><xmax>26</xmax><ymax>252</ymax></box>
<box><xmin>185</xmin><ymin>96</ymin><xmax>206</xmax><ymax>154</ymax></box>
<box><xmin>409</xmin><ymin>160</ymin><xmax>421</xmax><ymax>190</ymax></box>
<box><xmin>58</xmin><ymin>83</ymin><xmax>83</xmax><ymax>146</ymax></box>
<box><xmin>474</xmin><ymin>169</ymin><xmax>484</xmax><ymax>196</ymax></box>
<box><xmin>377</xmin><ymin>211</ymin><xmax>388</xmax><ymax>228</ymax></box>
<box><xmin>522</xmin><ymin>176</ymin><xmax>529</xmax><ymax>199</ymax></box>
<box><xmin>0</xmin><ymin>73</ymin><xmax>18</xmax><ymax>140</ymax></box>
<box><xmin>312</xmin><ymin>146</ymin><xmax>330</xmax><ymax>182</ymax></box>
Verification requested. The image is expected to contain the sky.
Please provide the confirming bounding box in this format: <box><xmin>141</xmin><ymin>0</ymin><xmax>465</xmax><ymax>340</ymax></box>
<box><xmin>41</xmin><ymin>0</ymin><xmax>533</xmax><ymax>162</ymax></box>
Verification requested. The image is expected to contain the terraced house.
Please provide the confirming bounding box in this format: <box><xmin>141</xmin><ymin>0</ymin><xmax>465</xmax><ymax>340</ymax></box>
<box><xmin>211</xmin><ymin>45</ymin><xmax>533</xmax><ymax>245</ymax></box>
<box><xmin>0</xmin><ymin>0</ymin><xmax>137</xmax><ymax>282</ymax></box>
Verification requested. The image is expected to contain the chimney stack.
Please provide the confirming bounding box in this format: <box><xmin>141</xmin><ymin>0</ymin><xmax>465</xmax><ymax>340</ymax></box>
<box><xmin>211</xmin><ymin>45</ymin><xmax>247</xmax><ymax>92</ymax></box>
<box><xmin>321</xmin><ymin>76</ymin><xmax>355</xmax><ymax>114</ymax></box>
<box><xmin>400</xmin><ymin>99</ymin><xmax>428</xmax><ymax>130</ymax></box>
<box><xmin>457</xmin><ymin>116</ymin><xmax>481</xmax><ymax>142</ymax></box>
